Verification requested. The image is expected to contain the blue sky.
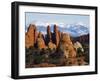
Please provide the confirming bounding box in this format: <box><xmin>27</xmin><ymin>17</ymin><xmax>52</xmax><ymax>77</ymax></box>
<box><xmin>25</xmin><ymin>12</ymin><xmax>90</xmax><ymax>27</ymax></box>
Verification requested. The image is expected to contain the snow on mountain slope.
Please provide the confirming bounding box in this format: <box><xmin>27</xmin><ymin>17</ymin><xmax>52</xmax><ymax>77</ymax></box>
<box><xmin>26</xmin><ymin>22</ymin><xmax>89</xmax><ymax>37</ymax></box>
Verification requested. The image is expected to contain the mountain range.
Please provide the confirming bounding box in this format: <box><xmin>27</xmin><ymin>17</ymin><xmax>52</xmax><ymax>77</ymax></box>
<box><xmin>26</xmin><ymin>23</ymin><xmax>89</xmax><ymax>37</ymax></box>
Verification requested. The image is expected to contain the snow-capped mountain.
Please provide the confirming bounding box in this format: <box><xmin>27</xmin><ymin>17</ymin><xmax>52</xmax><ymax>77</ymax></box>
<box><xmin>26</xmin><ymin>22</ymin><xmax>89</xmax><ymax>37</ymax></box>
<box><xmin>59</xmin><ymin>24</ymin><xmax>89</xmax><ymax>37</ymax></box>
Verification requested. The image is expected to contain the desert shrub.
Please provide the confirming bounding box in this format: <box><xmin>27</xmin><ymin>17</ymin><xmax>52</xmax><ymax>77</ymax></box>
<box><xmin>48</xmin><ymin>51</ymin><xmax>64</xmax><ymax>65</ymax></box>
<box><xmin>25</xmin><ymin>47</ymin><xmax>35</xmax><ymax>65</ymax></box>
<box><xmin>26</xmin><ymin>53</ymin><xmax>34</xmax><ymax>66</ymax></box>
<box><xmin>82</xmin><ymin>43</ymin><xmax>89</xmax><ymax>63</ymax></box>
<box><xmin>77</xmin><ymin>47</ymin><xmax>84</xmax><ymax>57</ymax></box>
<box><xmin>33</xmin><ymin>52</ymin><xmax>45</xmax><ymax>64</ymax></box>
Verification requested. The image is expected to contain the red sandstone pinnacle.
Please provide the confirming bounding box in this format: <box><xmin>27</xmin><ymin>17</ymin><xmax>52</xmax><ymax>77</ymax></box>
<box><xmin>59</xmin><ymin>33</ymin><xmax>76</xmax><ymax>58</ymax></box>
<box><xmin>47</xmin><ymin>25</ymin><xmax>52</xmax><ymax>41</ymax></box>
<box><xmin>54</xmin><ymin>24</ymin><xmax>60</xmax><ymax>47</ymax></box>
<box><xmin>25</xmin><ymin>24</ymin><xmax>38</xmax><ymax>48</ymax></box>
<box><xmin>36</xmin><ymin>32</ymin><xmax>46</xmax><ymax>50</ymax></box>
